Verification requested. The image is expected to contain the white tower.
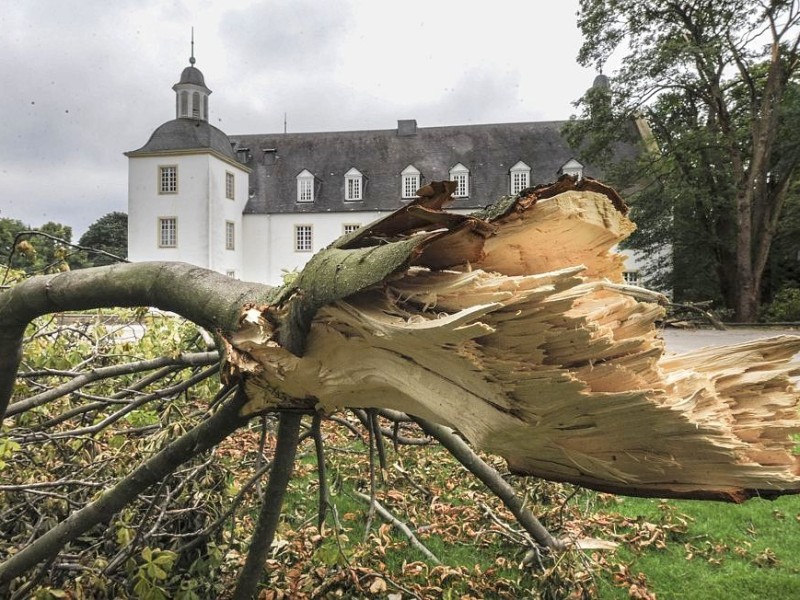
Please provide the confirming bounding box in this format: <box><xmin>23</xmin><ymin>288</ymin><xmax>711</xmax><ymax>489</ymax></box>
<box><xmin>172</xmin><ymin>34</ymin><xmax>211</xmax><ymax>121</ymax></box>
<box><xmin>125</xmin><ymin>40</ymin><xmax>250</xmax><ymax>277</ymax></box>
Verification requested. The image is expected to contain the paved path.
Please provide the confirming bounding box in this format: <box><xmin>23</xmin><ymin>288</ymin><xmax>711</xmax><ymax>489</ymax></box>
<box><xmin>661</xmin><ymin>328</ymin><xmax>800</xmax><ymax>374</ymax></box>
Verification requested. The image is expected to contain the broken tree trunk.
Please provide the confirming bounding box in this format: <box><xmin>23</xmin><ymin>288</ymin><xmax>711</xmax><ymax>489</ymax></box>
<box><xmin>228</xmin><ymin>176</ymin><xmax>800</xmax><ymax>502</ymax></box>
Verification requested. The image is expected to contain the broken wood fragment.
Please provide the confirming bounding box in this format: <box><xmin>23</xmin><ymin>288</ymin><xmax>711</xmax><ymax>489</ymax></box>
<box><xmin>230</xmin><ymin>176</ymin><xmax>800</xmax><ymax>502</ymax></box>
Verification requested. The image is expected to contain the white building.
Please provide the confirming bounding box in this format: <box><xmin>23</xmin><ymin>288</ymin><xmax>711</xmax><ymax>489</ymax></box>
<box><xmin>128</xmin><ymin>59</ymin><xmax>643</xmax><ymax>285</ymax></box>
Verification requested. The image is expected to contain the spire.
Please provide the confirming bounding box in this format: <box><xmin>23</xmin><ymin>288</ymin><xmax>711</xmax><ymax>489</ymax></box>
<box><xmin>173</xmin><ymin>29</ymin><xmax>211</xmax><ymax>121</ymax></box>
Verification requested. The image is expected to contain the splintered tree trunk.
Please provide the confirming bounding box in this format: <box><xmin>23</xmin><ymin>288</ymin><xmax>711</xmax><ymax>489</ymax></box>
<box><xmin>1</xmin><ymin>177</ymin><xmax>798</xmax><ymax>503</ymax></box>
<box><xmin>228</xmin><ymin>177</ymin><xmax>800</xmax><ymax>502</ymax></box>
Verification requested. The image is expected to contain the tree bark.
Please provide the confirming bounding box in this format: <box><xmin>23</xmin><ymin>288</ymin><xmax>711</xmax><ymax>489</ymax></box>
<box><xmin>230</xmin><ymin>181</ymin><xmax>800</xmax><ymax>501</ymax></box>
<box><xmin>0</xmin><ymin>387</ymin><xmax>250</xmax><ymax>589</ymax></box>
<box><xmin>232</xmin><ymin>411</ymin><xmax>303</xmax><ymax>600</ymax></box>
<box><xmin>0</xmin><ymin>261</ymin><xmax>272</xmax><ymax>419</ymax></box>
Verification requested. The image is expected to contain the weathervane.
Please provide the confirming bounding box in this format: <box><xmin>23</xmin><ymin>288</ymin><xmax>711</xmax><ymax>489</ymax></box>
<box><xmin>189</xmin><ymin>27</ymin><xmax>195</xmax><ymax>66</ymax></box>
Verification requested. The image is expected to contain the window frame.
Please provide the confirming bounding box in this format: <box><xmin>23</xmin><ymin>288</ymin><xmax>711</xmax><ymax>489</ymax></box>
<box><xmin>509</xmin><ymin>161</ymin><xmax>531</xmax><ymax>195</ymax></box>
<box><xmin>401</xmin><ymin>165</ymin><xmax>421</xmax><ymax>199</ymax></box>
<box><xmin>449</xmin><ymin>163</ymin><xmax>470</xmax><ymax>198</ymax></box>
<box><xmin>225</xmin><ymin>171</ymin><xmax>235</xmax><ymax>200</ymax></box>
<box><xmin>158</xmin><ymin>165</ymin><xmax>178</xmax><ymax>195</ymax></box>
<box><xmin>225</xmin><ymin>220</ymin><xmax>235</xmax><ymax>250</ymax></box>
<box><xmin>158</xmin><ymin>217</ymin><xmax>177</xmax><ymax>248</ymax></box>
<box><xmin>296</xmin><ymin>169</ymin><xmax>315</xmax><ymax>203</ymax></box>
<box><xmin>342</xmin><ymin>223</ymin><xmax>361</xmax><ymax>235</ymax></box>
<box><xmin>623</xmin><ymin>271</ymin><xmax>641</xmax><ymax>286</ymax></box>
<box><xmin>294</xmin><ymin>224</ymin><xmax>313</xmax><ymax>252</ymax></box>
<box><xmin>344</xmin><ymin>167</ymin><xmax>363</xmax><ymax>201</ymax></box>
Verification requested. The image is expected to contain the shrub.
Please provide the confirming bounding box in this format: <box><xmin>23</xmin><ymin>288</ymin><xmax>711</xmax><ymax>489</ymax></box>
<box><xmin>761</xmin><ymin>287</ymin><xmax>800</xmax><ymax>323</ymax></box>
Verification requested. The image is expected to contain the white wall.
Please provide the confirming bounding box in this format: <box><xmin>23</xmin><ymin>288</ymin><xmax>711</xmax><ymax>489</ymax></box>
<box><xmin>242</xmin><ymin>211</ymin><xmax>385</xmax><ymax>285</ymax></box>
<box><xmin>207</xmin><ymin>156</ymin><xmax>249</xmax><ymax>277</ymax></box>
<box><xmin>128</xmin><ymin>153</ymin><xmax>248</xmax><ymax>276</ymax></box>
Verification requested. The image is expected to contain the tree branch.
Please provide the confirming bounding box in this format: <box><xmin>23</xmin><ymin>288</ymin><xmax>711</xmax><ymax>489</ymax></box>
<box><xmin>7</xmin><ymin>352</ymin><xmax>218</xmax><ymax>418</ymax></box>
<box><xmin>412</xmin><ymin>417</ymin><xmax>564</xmax><ymax>552</ymax></box>
<box><xmin>232</xmin><ymin>411</ymin><xmax>303</xmax><ymax>600</ymax></box>
<box><xmin>0</xmin><ymin>262</ymin><xmax>272</xmax><ymax>420</ymax></box>
<box><xmin>0</xmin><ymin>387</ymin><xmax>250</xmax><ymax>590</ymax></box>
<box><xmin>353</xmin><ymin>491</ymin><xmax>441</xmax><ymax>565</ymax></box>
<box><xmin>312</xmin><ymin>414</ymin><xmax>330</xmax><ymax>531</ymax></box>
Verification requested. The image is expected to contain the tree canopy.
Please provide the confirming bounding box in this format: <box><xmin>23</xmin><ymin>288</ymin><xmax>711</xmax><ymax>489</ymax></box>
<box><xmin>566</xmin><ymin>0</ymin><xmax>800</xmax><ymax>321</ymax></box>
<box><xmin>0</xmin><ymin>218</ymin><xmax>73</xmax><ymax>273</ymax></box>
<box><xmin>77</xmin><ymin>212</ymin><xmax>128</xmax><ymax>267</ymax></box>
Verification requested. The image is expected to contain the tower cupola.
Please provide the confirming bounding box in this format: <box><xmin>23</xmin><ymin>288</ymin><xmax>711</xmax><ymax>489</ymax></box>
<box><xmin>172</xmin><ymin>32</ymin><xmax>211</xmax><ymax>121</ymax></box>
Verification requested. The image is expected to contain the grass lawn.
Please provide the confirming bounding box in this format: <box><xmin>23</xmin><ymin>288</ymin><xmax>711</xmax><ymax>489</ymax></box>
<box><xmin>264</xmin><ymin>422</ymin><xmax>800</xmax><ymax>598</ymax></box>
<box><xmin>594</xmin><ymin>494</ymin><xmax>800</xmax><ymax>599</ymax></box>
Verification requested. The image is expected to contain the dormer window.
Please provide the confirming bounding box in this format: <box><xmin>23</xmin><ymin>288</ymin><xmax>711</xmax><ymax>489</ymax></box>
<box><xmin>345</xmin><ymin>167</ymin><xmax>363</xmax><ymax>201</ymax></box>
<box><xmin>559</xmin><ymin>158</ymin><xmax>584</xmax><ymax>180</ymax></box>
<box><xmin>296</xmin><ymin>169</ymin><xmax>315</xmax><ymax>203</ymax></box>
<box><xmin>449</xmin><ymin>163</ymin><xmax>470</xmax><ymax>197</ymax></box>
<box><xmin>401</xmin><ymin>165</ymin><xmax>421</xmax><ymax>199</ymax></box>
<box><xmin>510</xmin><ymin>161</ymin><xmax>531</xmax><ymax>194</ymax></box>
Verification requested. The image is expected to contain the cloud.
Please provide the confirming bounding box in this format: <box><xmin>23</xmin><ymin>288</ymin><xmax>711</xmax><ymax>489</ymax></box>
<box><xmin>219</xmin><ymin>0</ymin><xmax>351</xmax><ymax>73</ymax></box>
<box><xmin>0</xmin><ymin>0</ymin><xmax>602</xmax><ymax>237</ymax></box>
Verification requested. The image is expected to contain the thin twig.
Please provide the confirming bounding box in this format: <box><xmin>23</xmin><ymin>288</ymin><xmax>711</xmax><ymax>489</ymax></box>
<box><xmin>363</xmin><ymin>411</ymin><xmax>377</xmax><ymax>542</ymax></box>
<box><xmin>312</xmin><ymin>414</ymin><xmax>330</xmax><ymax>531</ymax></box>
<box><xmin>353</xmin><ymin>491</ymin><xmax>441</xmax><ymax>565</ymax></box>
<box><xmin>369</xmin><ymin>409</ymin><xmax>387</xmax><ymax>475</ymax></box>
<box><xmin>232</xmin><ymin>412</ymin><xmax>303</xmax><ymax>600</ymax></box>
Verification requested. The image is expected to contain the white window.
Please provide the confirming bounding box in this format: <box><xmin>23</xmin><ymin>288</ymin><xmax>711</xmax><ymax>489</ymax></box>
<box><xmin>225</xmin><ymin>221</ymin><xmax>235</xmax><ymax>250</ymax></box>
<box><xmin>343</xmin><ymin>223</ymin><xmax>361</xmax><ymax>235</ymax></box>
<box><xmin>449</xmin><ymin>163</ymin><xmax>469</xmax><ymax>197</ymax></box>
<box><xmin>159</xmin><ymin>166</ymin><xmax>177</xmax><ymax>194</ymax></box>
<box><xmin>192</xmin><ymin>91</ymin><xmax>201</xmax><ymax>118</ymax></box>
<box><xmin>510</xmin><ymin>161</ymin><xmax>531</xmax><ymax>195</ymax></box>
<box><xmin>401</xmin><ymin>165</ymin><xmax>421</xmax><ymax>199</ymax></box>
<box><xmin>294</xmin><ymin>225</ymin><xmax>313</xmax><ymax>252</ymax></box>
<box><xmin>297</xmin><ymin>169</ymin><xmax>314</xmax><ymax>202</ymax></box>
<box><xmin>623</xmin><ymin>271</ymin><xmax>641</xmax><ymax>285</ymax></box>
<box><xmin>559</xmin><ymin>158</ymin><xmax>584</xmax><ymax>180</ymax></box>
<box><xmin>225</xmin><ymin>172</ymin><xmax>235</xmax><ymax>200</ymax></box>
<box><xmin>345</xmin><ymin>167</ymin><xmax>363</xmax><ymax>201</ymax></box>
<box><xmin>158</xmin><ymin>217</ymin><xmax>177</xmax><ymax>248</ymax></box>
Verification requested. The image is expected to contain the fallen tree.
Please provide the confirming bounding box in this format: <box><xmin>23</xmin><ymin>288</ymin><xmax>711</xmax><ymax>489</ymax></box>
<box><xmin>1</xmin><ymin>176</ymin><xmax>799</xmax><ymax>594</ymax></box>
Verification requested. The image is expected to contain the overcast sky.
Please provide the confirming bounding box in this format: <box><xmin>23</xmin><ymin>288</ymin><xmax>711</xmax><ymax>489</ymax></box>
<box><xmin>0</xmin><ymin>0</ymin><xmax>608</xmax><ymax>238</ymax></box>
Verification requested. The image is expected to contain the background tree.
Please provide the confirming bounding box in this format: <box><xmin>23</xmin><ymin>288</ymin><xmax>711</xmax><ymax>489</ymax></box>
<box><xmin>0</xmin><ymin>219</ymin><xmax>73</xmax><ymax>273</ymax></box>
<box><xmin>566</xmin><ymin>0</ymin><xmax>800</xmax><ymax>321</ymax></box>
<box><xmin>0</xmin><ymin>219</ymin><xmax>29</xmax><ymax>269</ymax></box>
<box><xmin>77</xmin><ymin>212</ymin><xmax>128</xmax><ymax>267</ymax></box>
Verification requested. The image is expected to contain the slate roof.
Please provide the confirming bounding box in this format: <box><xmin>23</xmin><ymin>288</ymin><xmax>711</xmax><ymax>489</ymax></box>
<box><xmin>177</xmin><ymin>65</ymin><xmax>208</xmax><ymax>88</ymax></box>
<box><xmin>125</xmin><ymin>118</ymin><xmax>237</xmax><ymax>161</ymax></box>
<box><xmin>229</xmin><ymin>120</ymin><xmax>633</xmax><ymax>216</ymax></box>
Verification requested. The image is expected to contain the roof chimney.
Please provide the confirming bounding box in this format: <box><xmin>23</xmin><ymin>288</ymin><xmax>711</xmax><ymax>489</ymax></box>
<box><xmin>397</xmin><ymin>119</ymin><xmax>417</xmax><ymax>136</ymax></box>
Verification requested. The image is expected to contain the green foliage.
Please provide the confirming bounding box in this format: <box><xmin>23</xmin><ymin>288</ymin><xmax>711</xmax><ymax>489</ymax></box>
<box><xmin>761</xmin><ymin>287</ymin><xmax>800</xmax><ymax>322</ymax></box>
<box><xmin>0</xmin><ymin>217</ymin><xmax>74</xmax><ymax>273</ymax></box>
<box><xmin>4</xmin><ymin>310</ymin><xmax>800</xmax><ymax>597</ymax></box>
<box><xmin>128</xmin><ymin>547</ymin><xmax>177</xmax><ymax>600</ymax></box>
<box><xmin>569</xmin><ymin>0</ymin><xmax>800</xmax><ymax>319</ymax></box>
<box><xmin>77</xmin><ymin>211</ymin><xmax>128</xmax><ymax>267</ymax></box>
<box><xmin>1</xmin><ymin>309</ymin><xmax>238</xmax><ymax>598</ymax></box>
